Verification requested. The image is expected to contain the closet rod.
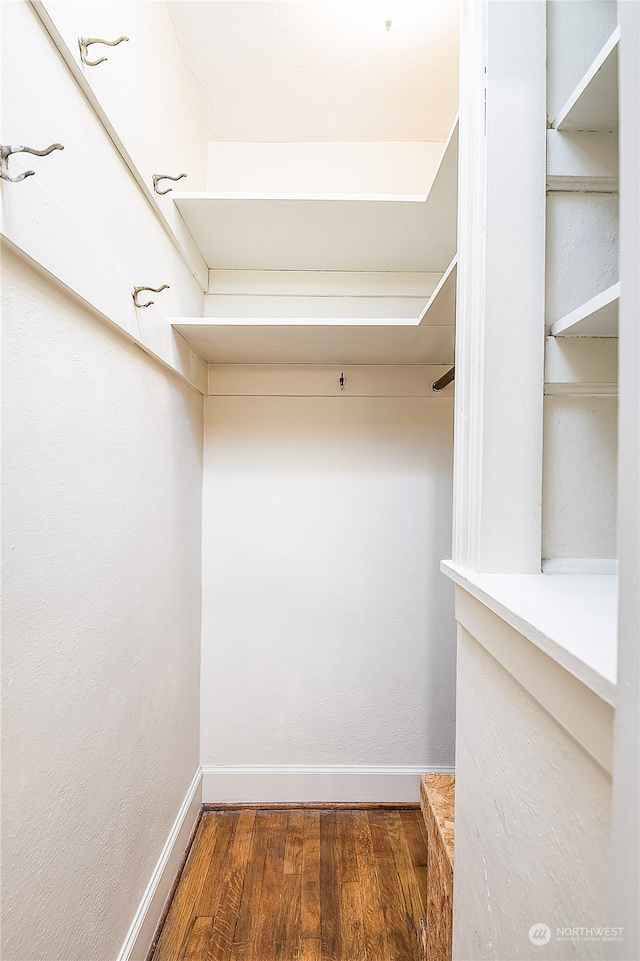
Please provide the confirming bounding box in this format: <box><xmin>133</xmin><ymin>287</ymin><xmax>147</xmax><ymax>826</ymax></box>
<box><xmin>432</xmin><ymin>366</ymin><xmax>455</xmax><ymax>392</ymax></box>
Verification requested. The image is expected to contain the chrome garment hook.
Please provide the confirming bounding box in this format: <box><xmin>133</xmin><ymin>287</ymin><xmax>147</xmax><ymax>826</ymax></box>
<box><xmin>0</xmin><ymin>143</ymin><xmax>64</xmax><ymax>182</ymax></box>
<box><xmin>78</xmin><ymin>36</ymin><xmax>129</xmax><ymax>66</ymax></box>
<box><xmin>153</xmin><ymin>173</ymin><xmax>187</xmax><ymax>195</ymax></box>
<box><xmin>133</xmin><ymin>285</ymin><xmax>170</xmax><ymax>309</ymax></box>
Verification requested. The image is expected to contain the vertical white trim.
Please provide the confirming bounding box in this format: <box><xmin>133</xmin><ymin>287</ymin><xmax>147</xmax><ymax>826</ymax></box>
<box><xmin>454</xmin><ymin>0</ymin><xmax>546</xmax><ymax>573</ymax></box>
<box><xmin>453</xmin><ymin>0</ymin><xmax>488</xmax><ymax>570</ymax></box>
<box><xmin>116</xmin><ymin>769</ymin><xmax>202</xmax><ymax>961</ymax></box>
<box><xmin>610</xmin><ymin>3</ymin><xmax>640</xmax><ymax>956</ymax></box>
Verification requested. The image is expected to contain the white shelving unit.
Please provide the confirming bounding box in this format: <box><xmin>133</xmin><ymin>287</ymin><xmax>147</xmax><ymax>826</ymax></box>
<box><xmin>550</xmin><ymin>281</ymin><xmax>620</xmax><ymax>336</ymax></box>
<box><xmin>544</xmin><ymin>5</ymin><xmax>620</xmax><ymax>574</ymax></box>
<box><xmin>174</xmin><ymin>121</ymin><xmax>458</xmax><ymax>272</ymax></box>
<box><xmin>553</xmin><ymin>27</ymin><xmax>620</xmax><ymax>132</ymax></box>
<box><xmin>170</xmin><ymin>125</ymin><xmax>459</xmax><ymax>364</ymax></box>
<box><xmin>169</xmin><ymin>255</ymin><xmax>457</xmax><ymax>365</ymax></box>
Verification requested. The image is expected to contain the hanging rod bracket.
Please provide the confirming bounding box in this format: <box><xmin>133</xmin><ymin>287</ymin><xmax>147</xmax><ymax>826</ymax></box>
<box><xmin>79</xmin><ymin>36</ymin><xmax>129</xmax><ymax>66</ymax></box>
<box><xmin>0</xmin><ymin>143</ymin><xmax>64</xmax><ymax>182</ymax></box>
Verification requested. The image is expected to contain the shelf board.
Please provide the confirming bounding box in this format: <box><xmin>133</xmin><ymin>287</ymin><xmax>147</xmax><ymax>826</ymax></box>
<box><xmin>550</xmin><ymin>282</ymin><xmax>620</xmax><ymax>337</ymax></box>
<box><xmin>170</xmin><ymin>320</ymin><xmax>455</xmax><ymax>365</ymax></box>
<box><xmin>418</xmin><ymin>255</ymin><xmax>457</xmax><ymax>326</ymax></box>
<box><xmin>553</xmin><ymin>27</ymin><xmax>620</xmax><ymax>132</ymax></box>
<box><xmin>174</xmin><ymin>120</ymin><xmax>458</xmax><ymax>272</ymax></box>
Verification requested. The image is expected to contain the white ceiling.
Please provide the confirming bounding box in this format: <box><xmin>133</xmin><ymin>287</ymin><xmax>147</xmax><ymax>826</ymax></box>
<box><xmin>168</xmin><ymin>1</ymin><xmax>459</xmax><ymax>142</ymax></box>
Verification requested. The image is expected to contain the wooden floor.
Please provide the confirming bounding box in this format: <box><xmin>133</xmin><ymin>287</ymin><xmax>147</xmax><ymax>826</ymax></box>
<box><xmin>151</xmin><ymin>807</ymin><xmax>429</xmax><ymax>961</ymax></box>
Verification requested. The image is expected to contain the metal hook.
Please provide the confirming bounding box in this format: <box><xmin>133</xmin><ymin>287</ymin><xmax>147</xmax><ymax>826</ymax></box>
<box><xmin>339</xmin><ymin>371</ymin><xmax>346</xmax><ymax>391</ymax></box>
<box><xmin>78</xmin><ymin>36</ymin><xmax>129</xmax><ymax>67</ymax></box>
<box><xmin>0</xmin><ymin>143</ymin><xmax>64</xmax><ymax>182</ymax></box>
<box><xmin>153</xmin><ymin>173</ymin><xmax>187</xmax><ymax>195</ymax></box>
<box><xmin>133</xmin><ymin>285</ymin><xmax>170</xmax><ymax>309</ymax></box>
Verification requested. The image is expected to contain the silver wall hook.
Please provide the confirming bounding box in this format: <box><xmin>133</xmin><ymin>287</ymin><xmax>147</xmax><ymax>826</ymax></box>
<box><xmin>153</xmin><ymin>173</ymin><xmax>187</xmax><ymax>195</ymax></box>
<box><xmin>133</xmin><ymin>285</ymin><xmax>170</xmax><ymax>309</ymax></box>
<box><xmin>0</xmin><ymin>143</ymin><xmax>64</xmax><ymax>182</ymax></box>
<box><xmin>339</xmin><ymin>371</ymin><xmax>346</xmax><ymax>391</ymax></box>
<box><xmin>78</xmin><ymin>36</ymin><xmax>129</xmax><ymax>66</ymax></box>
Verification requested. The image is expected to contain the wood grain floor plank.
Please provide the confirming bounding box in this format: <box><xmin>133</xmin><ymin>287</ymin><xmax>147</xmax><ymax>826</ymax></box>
<box><xmin>252</xmin><ymin>810</ymin><xmax>289</xmax><ymax>961</ymax></box>
<box><xmin>340</xmin><ymin>881</ymin><xmax>368</xmax><ymax>960</ymax></box>
<box><xmin>284</xmin><ymin>811</ymin><xmax>304</xmax><ymax>875</ymax></box>
<box><xmin>197</xmin><ymin>812</ymin><xmax>240</xmax><ymax>917</ymax></box>
<box><xmin>353</xmin><ymin>812</ymin><xmax>391</xmax><ymax>961</ymax></box>
<box><xmin>319</xmin><ymin>812</ymin><xmax>341</xmax><ymax>961</ymax></box>
<box><xmin>207</xmin><ymin>811</ymin><xmax>257</xmax><ymax>961</ymax></box>
<box><xmin>375</xmin><ymin>851</ymin><xmax>416</xmax><ymax>961</ymax></box>
<box><xmin>337</xmin><ymin>812</ymin><xmax>359</xmax><ymax>883</ymax></box>
<box><xmin>367</xmin><ymin>811</ymin><xmax>394</xmax><ymax>859</ymax></box>
<box><xmin>233</xmin><ymin>811</ymin><xmax>272</xmax><ymax>943</ymax></box>
<box><xmin>300</xmin><ymin>812</ymin><xmax>321</xmax><ymax>939</ymax></box>
<box><xmin>299</xmin><ymin>939</ymin><xmax>321</xmax><ymax>961</ymax></box>
<box><xmin>384</xmin><ymin>811</ymin><xmax>425</xmax><ymax>956</ymax></box>
<box><xmin>153</xmin><ymin>815</ymin><xmax>221</xmax><ymax>961</ymax></box>
<box><xmin>229</xmin><ymin>943</ymin><xmax>253</xmax><ymax>961</ymax></box>
<box><xmin>183</xmin><ymin>918</ymin><xmax>213</xmax><ymax>961</ymax></box>
<box><xmin>399</xmin><ymin>811</ymin><xmax>428</xmax><ymax>868</ymax></box>
<box><xmin>274</xmin><ymin>872</ymin><xmax>302</xmax><ymax>961</ymax></box>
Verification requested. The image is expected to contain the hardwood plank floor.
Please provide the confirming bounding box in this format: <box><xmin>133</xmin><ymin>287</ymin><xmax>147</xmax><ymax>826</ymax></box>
<box><xmin>151</xmin><ymin>809</ymin><xmax>428</xmax><ymax>961</ymax></box>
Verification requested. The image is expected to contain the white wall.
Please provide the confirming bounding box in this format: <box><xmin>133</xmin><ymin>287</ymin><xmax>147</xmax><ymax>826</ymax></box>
<box><xmin>0</xmin><ymin>250</ymin><xmax>203</xmax><ymax>961</ymax></box>
<box><xmin>453</xmin><ymin>628</ymin><xmax>612</xmax><ymax>961</ymax></box>
<box><xmin>542</xmin><ymin>395</ymin><xmax>618</xmax><ymax>561</ymax></box>
<box><xmin>207</xmin><ymin>141</ymin><xmax>446</xmax><ymax>195</ymax></box>
<box><xmin>200</xmin><ymin>378</ymin><xmax>455</xmax><ymax>793</ymax></box>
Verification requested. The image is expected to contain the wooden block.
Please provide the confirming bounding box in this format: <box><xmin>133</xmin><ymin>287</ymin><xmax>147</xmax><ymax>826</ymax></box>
<box><xmin>420</xmin><ymin>774</ymin><xmax>455</xmax><ymax>961</ymax></box>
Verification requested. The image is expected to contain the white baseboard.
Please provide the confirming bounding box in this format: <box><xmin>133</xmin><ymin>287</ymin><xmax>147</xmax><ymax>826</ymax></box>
<box><xmin>201</xmin><ymin>765</ymin><xmax>455</xmax><ymax>804</ymax></box>
<box><xmin>117</xmin><ymin>768</ymin><xmax>203</xmax><ymax>961</ymax></box>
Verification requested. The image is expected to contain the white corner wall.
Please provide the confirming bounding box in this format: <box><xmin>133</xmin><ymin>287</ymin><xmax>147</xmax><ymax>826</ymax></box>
<box><xmin>206</xmin><ymin>141</ymin><xmax>446</xmax><ymax>195</ymax></box>
<box><xmin>1</xmin><ymin>250</ymin><xmax>203</xmax><ymax>961</ymax></box>
<box><xmin>200</xmin><ymin>376</ymin><xmax>455</xmax><ymax>800</ymax></box>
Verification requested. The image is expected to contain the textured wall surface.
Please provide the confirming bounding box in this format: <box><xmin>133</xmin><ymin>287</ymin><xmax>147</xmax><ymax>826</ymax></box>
<box><xmin>1</xmin><ymin>251</ymin><xmax>203</xmax><ymax>961</ymax></box>
<box><xmin>543</xmin><ymin>395</ymin><xmax>618</xmax><ymax>561</ymax></box>
<box><xmin>453</xmin><ymin>628</ymin><xmax>612</xmax><ymax>961</ymax></box>
<box><xmin>201</xmin><ymin>391</ymin><xmax>455</xmax><ymax>768</ymax></box>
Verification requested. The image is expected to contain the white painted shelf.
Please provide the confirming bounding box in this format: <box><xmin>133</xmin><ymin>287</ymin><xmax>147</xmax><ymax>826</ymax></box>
<box><xmin>170</xmin><ymin>253</ymin><xmax>457</xmax><ymax>364</ymax></box>
<box><xmin>550</xmin><ymin>282</ymin><xmax>620</xmax><ymax>337</ymax></box>
<box><xmin>441</xmin><ymin>562</ymin><xmax>618</xmax><ymax>705</ymax></box>
<box><xmin>169</xmin><ymin>319</ymin><xmax>455</xmax><ymax>366</ymax></box>
<box><xmin>418</xmin><ymin>255</ymin><xmax>457</xmax><ymax>326</ymax></box>
<box><xmin>174</xmin><ymin>121</ymin><xmax>458</xmax><ymax>272</ymax></box>
<box><xmin>553</xmin><ymin>27</ymin><xmax>620</xmax><ymax>132</ymax></box>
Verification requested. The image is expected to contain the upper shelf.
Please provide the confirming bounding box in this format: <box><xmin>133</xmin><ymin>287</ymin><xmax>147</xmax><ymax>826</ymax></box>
<box><xmin>174</xmin><ymin>121</ymin><xmax>458</xmax><ymax>272</ymax></box>
<box><xmin>550</xmin><ymin>282</ymin><xmax>620</xmax><ymax>337</ymax></box>
<box><xmin>170</xmin><ymin>319</ymin><xmax>455</xmax><ymax>366</ymax></box>
<box><xmin>552</xmin><ymin>27</ymin><xmax>620</xmax><ymax>132</ymax></box>
<box><xmin>418</xmin><ymin>255</ymin><xmax>457</xmax><ymax>326</ymax></box>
